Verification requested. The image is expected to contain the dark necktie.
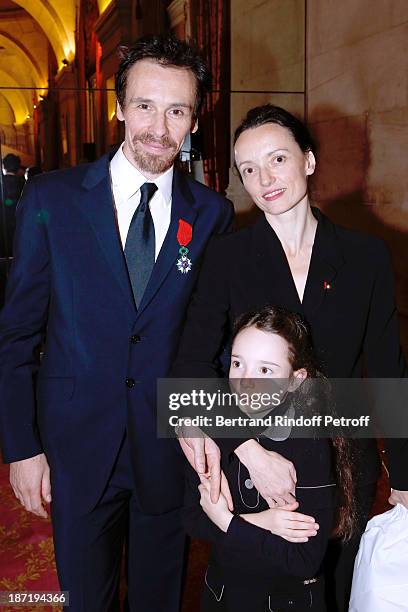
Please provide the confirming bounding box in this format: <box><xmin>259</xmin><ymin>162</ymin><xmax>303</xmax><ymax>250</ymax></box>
<box><xmin>124</xmin><ymin>182</ymin><xmax>158</xmax><ymax>307</ymax></box>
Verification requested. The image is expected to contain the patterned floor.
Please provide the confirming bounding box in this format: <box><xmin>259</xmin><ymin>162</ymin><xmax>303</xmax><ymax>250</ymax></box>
<box><xmin>0</xmin><ymin>461</ymin><xmax>208</xmax><ymax>612</ymax></box>
<box><xmin>0</xmin><ymin>463</ymin><xmax>59</xmax><ymax>611</ymax></box>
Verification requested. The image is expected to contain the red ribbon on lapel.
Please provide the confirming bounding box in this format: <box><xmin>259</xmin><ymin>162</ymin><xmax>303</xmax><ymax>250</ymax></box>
<box><xmin>177</xmin><ymin>219</ymin><xmax>193</xmax><ymax>247</ymax></box>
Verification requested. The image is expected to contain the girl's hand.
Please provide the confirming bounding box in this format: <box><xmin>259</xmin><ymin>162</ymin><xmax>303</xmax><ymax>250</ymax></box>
<box><xmin>198</xmin><ymin>474</ymin><xmax>233</xmax><ymax>532</ymax></box>
<box><xmin>241</xmin><ymin>502</ymin><xmax>319</xmax><ymax>542</ymax></box>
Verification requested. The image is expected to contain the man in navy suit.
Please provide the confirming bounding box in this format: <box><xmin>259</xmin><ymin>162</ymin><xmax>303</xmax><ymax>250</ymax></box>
<box><xmin>0</xmin><ymin>34</ymin><xmax>233</xmax><ymax>611</ymax></box>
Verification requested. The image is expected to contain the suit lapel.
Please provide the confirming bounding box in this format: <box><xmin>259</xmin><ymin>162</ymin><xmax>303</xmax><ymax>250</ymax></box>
<box><xmin>136</xmin><ymin>169</ymin><xmax>198</xmax><ymax>317</ymax></box>
<box><xmin>79</xmin><ymin>152</ymin><xmax>136</xmax><ymax>317</ymax></box>
<box><xmin>302</xmin><ymin>207</ymin><xmax>345</xmax><ymax>317</ymax></box>
<box><xmin>251</xmin><ymin>215</ymin><xmax>302</xmax><ymax>313</ymax></box>
<box><xmin>250</xmin><ymin>209</ymin><xmax>345</xmax><ymax>318</ymax></box>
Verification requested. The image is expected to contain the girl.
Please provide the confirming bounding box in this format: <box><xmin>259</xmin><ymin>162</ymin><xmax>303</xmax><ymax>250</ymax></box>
<box><xmin>183</xmin><ymin>305</ymin><xmax>354</xmax><ymax>612</ymax></box>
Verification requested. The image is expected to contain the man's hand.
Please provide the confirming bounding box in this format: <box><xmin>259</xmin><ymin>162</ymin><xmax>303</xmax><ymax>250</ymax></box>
<box><xmin>10</xmin><ymin>453</ymin><xmax>51</xmax><ymax>518</ymax></box>
<box><xmin>240</xmin><ymin>503</ymin><xmax>319</xmax><ymax>543</ymax></box>
<box><xmin>389</xmin><ymin>488</ymin><xmax>408</xmax><ymax>509</ymax></box>
<box><xmin>235</xmin><ymin>440</ymin><xmax>297</xmax><ymax>507</ymax></box>
<box><xmin>177</xmin><ymin>426</ymin><xmax>210</xmax><ymax>472</ymax></box>
<box><xmin>198</xmin><ymin>474</ymin><xmax>233</xmax><ymax>533</ymax></box>
<box><xmin>178</xmin><ymin>429</ymin><xmax>233</xmax><ymax>510</ymax></box>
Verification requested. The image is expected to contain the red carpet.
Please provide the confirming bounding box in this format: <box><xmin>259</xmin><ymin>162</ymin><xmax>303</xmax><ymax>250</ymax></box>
<box><xmin>0</xmin><ymin>460</ymin><xmax>207</xmax><ymax>611</ymax></box>
<box><xmin>0</xmin><ymin>463</ymin><xmax>59</xmax><ymax>611</ymax></box>
<box><xmin>0</xmin><ymin>457</ymin><xmax>390</xmax><ymax>612</ymax></box>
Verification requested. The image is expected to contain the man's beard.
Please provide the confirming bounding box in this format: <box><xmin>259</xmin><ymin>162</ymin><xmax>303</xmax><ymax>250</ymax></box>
<box><xmin>130</xmin><ymin>132</ymin><xmax>179</xmax><ymax>176</ymax></box>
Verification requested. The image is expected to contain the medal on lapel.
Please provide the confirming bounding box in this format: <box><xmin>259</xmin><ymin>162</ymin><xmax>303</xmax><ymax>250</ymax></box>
<box><xmin>176</xmin><ymin>219</ymin><xmax>193</xmax><ymax>274</ymax></box>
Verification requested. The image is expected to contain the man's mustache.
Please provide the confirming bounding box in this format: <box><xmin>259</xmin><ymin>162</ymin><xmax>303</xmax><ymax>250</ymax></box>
<box><xmin>134</xmin><ymin>133</ymin><xmax>177</xmax><ymax>151</ymax></box>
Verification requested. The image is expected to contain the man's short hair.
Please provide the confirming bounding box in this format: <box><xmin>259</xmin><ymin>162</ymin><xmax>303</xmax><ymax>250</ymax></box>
<box><xmin>115</xmin><ymin>34</ymin><xmax>211</xmax><ymax>118</ymax></box>
<box><xmin>3</xmin><ymin>153</ymin><xmax>21</xmax><ymax>173</ymax></box>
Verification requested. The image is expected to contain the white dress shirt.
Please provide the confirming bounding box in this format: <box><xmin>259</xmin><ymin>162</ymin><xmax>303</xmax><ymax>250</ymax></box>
<box><xmin>110</xmin><ymin>143</ymin><xmax>173</xmax><ymax>260</ymax></box>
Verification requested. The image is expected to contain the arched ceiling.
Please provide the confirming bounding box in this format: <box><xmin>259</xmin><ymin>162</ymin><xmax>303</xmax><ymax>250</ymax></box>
<box><xmin>13</xmin><ymin>0</ymin><xmax>77</xmax><ymax>68</ymax></box>
<box><xmin>0</xmin><ymin>34</ymin><xmax>42</xmax><ymax>93</ymax></box>
<box><xmin>0</xmin><ymin>0</ymin><xmax>72</xmax><ymax>128</ymax></box>
<box><xmin>0</xmin><ymin>91</ymin><xmax>15</xmax><ymax>124</ymax></box>
<box><xmin>0</xmin><ymin>0</ymin><xmax>107</xmax><ymax>128</ymax></box>
<box><xmin>0</xmin><ymin>0</ymin><xmax>49</xmax><ymax>117</ymax></box>
<box><xmin>0</xmin><ymin>31</ymin><xmax>45</xmax><ymax>86</ymax></box>
<box><xmin>0</xmin><ymin>68</ymin><xmax>30</xmax><ymax>123</ymax></box>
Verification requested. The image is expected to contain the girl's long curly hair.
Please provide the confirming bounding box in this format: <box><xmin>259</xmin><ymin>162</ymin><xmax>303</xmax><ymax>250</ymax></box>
<box><xmin>233</xmin><ymin>304</ymin><xmax>356</xmax><ymax>541</ymax></box>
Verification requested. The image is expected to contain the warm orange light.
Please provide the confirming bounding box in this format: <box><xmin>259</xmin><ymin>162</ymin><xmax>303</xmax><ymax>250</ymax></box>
<box><xmin>106</xmin><ymin>76</ymin><xmax>116</xmax><ymax>121</ymax></box>
<box><xmin>98</xmin><ymin>0</ymin><xmax>113</xmax><ymax>14</ymax></box>
<box><xmin>15</xmin><ymin>0</ymin><xmax>76</xmax><ymax>71</ymax></box>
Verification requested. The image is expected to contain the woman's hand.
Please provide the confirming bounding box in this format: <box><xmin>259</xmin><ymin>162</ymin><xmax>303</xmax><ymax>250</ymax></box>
<box><xmin>235</xmin><ymin>440</ymin><xmax>297</xmax><ymax>507</ymax></box>
<box><xmin>241</xmin><ymin>502</ymin><xmax>319</xmax><ymax>543</ymax></box>
<box><xmin>198</xmin><ymin>474</ymin><xmax>233</xmax><ymax>532</ymax></box>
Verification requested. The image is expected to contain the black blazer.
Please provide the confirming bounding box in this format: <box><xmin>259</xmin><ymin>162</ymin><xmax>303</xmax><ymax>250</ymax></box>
<box><xmin>173</xmin><ymin>208</ymin><xmax>408</xmax><ymax>488</ymax></box>
<box><xmin>183</xmin><ymin>434</ymin><xmax>336</xmax><ymax>610</ymax></box>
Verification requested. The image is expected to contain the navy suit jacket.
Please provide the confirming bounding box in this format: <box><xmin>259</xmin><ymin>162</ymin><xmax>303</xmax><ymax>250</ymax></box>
<box><xmin>0</xmin><ymin>152</ymin><xmax>234</xmax><ymax>515</ymax></box>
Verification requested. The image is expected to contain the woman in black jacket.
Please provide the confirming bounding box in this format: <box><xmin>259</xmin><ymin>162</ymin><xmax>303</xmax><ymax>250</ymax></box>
<box><xmin>174</xmin><ymin>105</ymin><xmax>407</xmax><ymax>610</ymax></box>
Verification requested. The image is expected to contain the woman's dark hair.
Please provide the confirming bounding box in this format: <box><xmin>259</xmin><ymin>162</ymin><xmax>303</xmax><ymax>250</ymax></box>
<box><xmin>115</xmin><ymin>34</ymin><xmax>211</xmax><ymax>118</ymax></box>
<box><xmin>233</xmin><ymin>304</ymin><xmax>356</xmax><ymax>541</ymax></box>
<box><xmin>233</xmin><ymin>104</ymin><xmax>316</xmax><ymax>154</ymax></box>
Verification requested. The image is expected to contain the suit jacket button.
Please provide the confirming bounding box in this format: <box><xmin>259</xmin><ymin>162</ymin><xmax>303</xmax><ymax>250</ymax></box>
<box><xmin>126</xmin><ymin>377</ymin><xmax>135</xmax><ymax>388</ymax></box>
<box><xmin>131</xmin><ymin>334</ymin><xmax>141</xmax><ymax>344</ymax></box>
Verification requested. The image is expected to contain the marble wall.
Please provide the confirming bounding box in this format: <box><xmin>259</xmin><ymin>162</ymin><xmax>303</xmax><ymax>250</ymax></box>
<box><xmin>228</xmin><ymin>0</ymin><xmax>305</xmax><ymax>215</ymax></box>
<box><xmin>307</xmin><ymin>0</ymin><xmax>408</xmax><ymax>348</ymax></box>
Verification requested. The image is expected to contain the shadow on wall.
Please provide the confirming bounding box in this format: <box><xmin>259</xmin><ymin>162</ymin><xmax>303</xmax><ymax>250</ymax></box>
<box><xmin>309</xmin><ymin>104</ymin><xmax>408</xmax><ymax>357</ymax></box>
